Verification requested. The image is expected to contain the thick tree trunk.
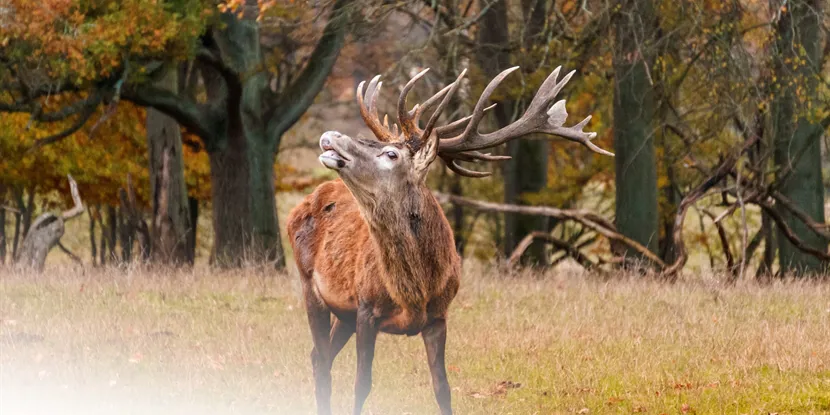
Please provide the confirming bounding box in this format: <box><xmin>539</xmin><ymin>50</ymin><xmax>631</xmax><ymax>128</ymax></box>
<box><xmin>208</xmin><ymin>130</ymin><xmax>285</xmax><ymax>268</ymax></box>
<box><xmin>147</xmin><ymin>66</ymin><xmax>192</xmax><ymax>266</ymax></box>
<box><xmin>504</xmin><ymin>139</ymin><xmax>549</xmax><ymax>265</ymax></box>
<box><xmin>770</xmin><ymin>0</ymin><xmax>827</xmax><ymax>275</ymax></box>
<box><xmin>449</xmin><ymin>175</ymin><xmax>465</xmax><ymax>255</ymax></box>
<box><xmin>15</xmin><ymin>176</ymin><xmax>84</xmax><ymax>273</ymax></box>
<box><xmin>612</xmin><ymin>0</ymin><xmax>660</xmax><ymax>260</ymax></box>
<box><xmin>16</xmin><ymin>214</ymin><xmax>65</xmax><ymax>272</ymax></box>
<box><xmin>476</xmin><ymin>0</ymin><xmax>550</xmax><ymax>265</ymax></box>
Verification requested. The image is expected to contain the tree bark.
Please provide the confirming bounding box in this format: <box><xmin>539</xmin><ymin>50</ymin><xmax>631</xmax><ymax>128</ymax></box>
<box><xmin>98</xmin><ymin>205</ymin><xmax>107</xmax><ymax>266</ymax></box>
<box><xmin>770</xmin><ymin>0</ymin><xmax>827</xmax><ymax>275</ymax></box>
<box><xmin>0</xmin><ymin>186</ymin><xmax>6</xmax><ymax>266</ymax></box>
<box><xmin>147</xmin><ymin>66</ymin><xmax>191</xmax><ymax>266</ymax></box>
<box><xmin>187</xmin><ymin>196</ymin><xmax>198</xmax><ymax>263</ymax></box>
<box><xmin>209</xmin><ymin>131</ymin><xmax>284</xmax><ymax>267</ymax></box>
<box><xmin>11</xmin><ymin>188</ymin><xmax>22</xmax><ymax>260</ymax></box>
<box><xmin>122</xmin><ymin>1</ymin><xmax>348</xmax><ymax>269</ymax></box>
<box><xmin>88</xmin><ymin>207</ymin><xmax>97</xmax><ymax>266</ymax></box>
<box><xmin>477</xmin><ymin>0</ymin><xmax>550</xmax><ymax>266</ymax></box>
<box><xmin>612</xmin><ymin>0</ymin><xmax>660</xmax><ymax>260</ymax></box>
<box><xmin>21</xmin><ymin>186</ymin><xmax>35</xmax><ymax>237</ymax></box>
<box><xmin>15</xmin><ymin>176</ymin><xmax>84</xmax><ymax>273</ymax></box>
<box><xmin>106</xmin><ymin>205</ymin><xmax>118</xmax><ymax>264</ymax></box>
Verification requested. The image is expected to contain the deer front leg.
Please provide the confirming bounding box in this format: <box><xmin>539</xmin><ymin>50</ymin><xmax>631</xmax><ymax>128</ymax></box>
<box><xmin>353</xmin><ymin>303</ymin><xmax>378</xmax><ymax>415</ymax></box>
<box><xmin>305</xmin><ymin>285</ymin><xmax>334</xmax><ymax>415</ymax></box>
<box><xmin>422</xmin><ymin>318</ymin><xmax>452</xmax><ymax>415</ymax></box>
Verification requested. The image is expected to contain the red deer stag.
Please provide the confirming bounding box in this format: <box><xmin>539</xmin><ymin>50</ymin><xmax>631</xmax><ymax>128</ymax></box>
<box><xmin>287</xmin><ymin>65</ymin><xmax>612</xmax><ymax>415</ymax></box>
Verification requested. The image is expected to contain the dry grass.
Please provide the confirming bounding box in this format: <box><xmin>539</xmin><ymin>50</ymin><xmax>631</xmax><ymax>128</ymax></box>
<box><xmin>1</xmin><ymin>265</ymin><xmax>829</xmax><ymax>415</ymax></box>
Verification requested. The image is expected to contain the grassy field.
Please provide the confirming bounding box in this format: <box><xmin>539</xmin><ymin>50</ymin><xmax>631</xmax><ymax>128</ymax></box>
<box><xmin>1</xmin><ymin>265</ymin><xmax>829</xmax><ymax>415</ymax></box>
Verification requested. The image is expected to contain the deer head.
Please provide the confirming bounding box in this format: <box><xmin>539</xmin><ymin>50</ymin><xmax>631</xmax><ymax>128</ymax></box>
<box><xmin>318</xmin><ymin>66</ymin><xmax>613</xmax><ymax>208</ymax></box>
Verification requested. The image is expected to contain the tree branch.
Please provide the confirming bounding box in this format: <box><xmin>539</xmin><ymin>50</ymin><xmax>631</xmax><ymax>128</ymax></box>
<box><xmin>122</xmin><ymin>84</ymin><xmax>218</xmax><ymax>143</ymax></box>
<box><xmin>663</xmin><ymin>134</ymin><xmax>760</xmax><ymax>280</ymax></box>
<box><xmin>28</xmin><ymin>92</ymin><xmax>103</xmax><ymax>150</ymax></box>
<box><xmin>61</xmin><ymin>174</ymin><xmax>84</xmax><ymax>220</ymax></box>
<box><xmin>508</xmin><ymin>231</ymin><xmax>599</xmax><ymax>272</ymax></box>
<box><xmin>434</xmin><ymin>192</ymin><xmax>666</xmax><ymax>268</ymax></box>
<box><xmin>266</xmin><ymin>0</ymin><xmax>350</xmax><ymax>141</ymax></box>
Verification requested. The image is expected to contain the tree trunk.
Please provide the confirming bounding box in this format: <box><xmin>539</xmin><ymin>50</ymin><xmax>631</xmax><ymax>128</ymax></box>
<box><xmin>476</xmin><ymin>0</ymin><xmax>550</xmax><ymax>266</ymax></box>
<box><xmin>15</xmin><ymin>175</ymin><xmax>84</xmax><ymax>273</ymax></box>
<box><xmin>106</xmin><ymin>205</ymin><xmax>118</xmax><ymax>264</ymax></box>
<box><xmin>449</xmin><ymin>175</ymin><xmax>466</xmax><ymax>255</ymax></box>
<box><xmin>16</xmin><ymin>214</ymin><xmax>65</xmax><ymax>272</ymax></box>
<box><xmin>119</xmin><ymin>207</ymin><xmax>133</xmax><ymax>263</ymax></box>
<box><xmin>11</xmin><ymin>188</ymin><xmax>22</xmax><ymax>260</ymax></box>
<box><xmin>770</xmin><ymin>0</ymin><xmax>827</xmax><ymax>275</ymax></box>
<box><xmin>208</xmin><ymin>129</ymin><xmax>285</xmax><ymax>268</ymax></box>
<box><xmin>147</xmin><ymin>66</ymin><xmax>192</xmax><ymax>266</ymax></box>
<box><xmin>612</xmin><ymin>0</ymin><xmax>660</xmax><ymax>261</ymax></box>
<box><xmin>21</xmin><ymin>186</ymin><xmax>35</xmax><ymax>237</ymax></box>
<box><xmin>99</xmin><ymin>206</ymin><xmax>107</xmax><ymax>266</ymax></box>
<box><xmin>504</xmin><ymin>139</ymin><xmax>549</xmax><ymax>265</ymax></box>
<box><xmin>187</xmin><ymin>196</ymin><xmax>198</xmax><ymax>264</ymax></box>
<box><xmin>88</xmin><ymin>207</ymin><xmax>97</xmax><ymax>266</ymax></box>
<box><xmin>0</xmin><ymin>186</ymin><xmax>6</xmax><ymax>266</ymax></box>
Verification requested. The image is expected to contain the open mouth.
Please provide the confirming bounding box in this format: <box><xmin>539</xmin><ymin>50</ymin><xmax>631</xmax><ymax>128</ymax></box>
<box><xmin>319</xmin><ymin>142</ymin><xmax>350</xmax><ymax>169</ymax></box>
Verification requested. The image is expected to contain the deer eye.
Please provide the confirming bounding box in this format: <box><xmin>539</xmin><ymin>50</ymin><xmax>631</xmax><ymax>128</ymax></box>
<box><xmin>384</xmin><ymin>150</ymin><xmax>398</xmax><ymax>160</ymax></box>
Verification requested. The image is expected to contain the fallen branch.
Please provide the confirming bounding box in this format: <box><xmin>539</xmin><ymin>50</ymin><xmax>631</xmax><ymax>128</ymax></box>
<box><xmin>507</xmin><ymin>231</ymin><xmax>599</xmax><ymax>271</ymax></box>
<box><xmin>702</xmin><ymin>209</ymin><xmax>737</xmax><ymax>281</ymax></box>
<box><xmin>434</xmin><ymin>192</ymin><xmax>666</xmax><ymax>268</ymax></box>
<box><xmin>57</xmin><ymin>241</ymin><xmax>83</xmax><ymax>265</ymax></box>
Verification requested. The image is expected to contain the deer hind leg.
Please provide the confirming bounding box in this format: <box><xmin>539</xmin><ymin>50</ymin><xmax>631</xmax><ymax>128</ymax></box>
<box><xmin>352</xmin><ymin>303</ymin><xmax>378</xmax><ymax>415</ymax></box>
<box><xmin>422</xmin><ymin>318</ymin><xmax>452</xmax><ymax>415</ymax></box>
<box><xmin>305</xmin><ymin>283</ymin><xmax>335</xmax><ymax>415</ymax></box>
<box><xmin>329</xmin><ymin>316</ymin><xmax>355</xmax><ymax>364</ymax></box>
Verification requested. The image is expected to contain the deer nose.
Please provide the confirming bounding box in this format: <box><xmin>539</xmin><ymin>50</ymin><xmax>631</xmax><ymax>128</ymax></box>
<box><xmin>320</xmin><ymin>131</ymin><xmax>341</xmax><ymax>151</ymax></box>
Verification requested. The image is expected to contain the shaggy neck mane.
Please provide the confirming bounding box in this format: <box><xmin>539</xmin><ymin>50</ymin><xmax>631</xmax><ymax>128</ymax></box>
<box><xmin>359</xmin><ymin>183</ymin><xmax>453</xmax><ymax>309</ymax></box>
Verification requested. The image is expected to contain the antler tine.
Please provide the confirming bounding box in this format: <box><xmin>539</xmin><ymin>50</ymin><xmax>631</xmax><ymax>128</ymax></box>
<box><xmin>411</xmin><ymin>68</ymin><xmax>467</xmax><ymax>129</ymax></box>
<box><xmin>438</xmin><ymin>66</ymin><xmax>520</xmax><ymax>149</ymax></box>
<box><xmin>441</xmin><ymin>157</ymin><xmax>493</xmax><ymax>178</ymax></box>
<box><xmin>397</xmin><ymin>68</ymin><xmax>431</xmax><ymax>138</ymax></box>
<box><xmin>421</xmin><ymin>69</ymin><xmax>467</xmax><ymax>143</ymax></box>
<box><xmin>448</xmin><ymin>151</ymin><xmax>511</xmax><ymax>162</ymax></box>
<box><xmin>435</xmin><ymin>103</ymin><xmax>497</xmax><ymax>139</ymax></box>
<box><xmin>356</xmin><ymin>75</ymin><xmax>397</xmax><ymax>142</ymax></box>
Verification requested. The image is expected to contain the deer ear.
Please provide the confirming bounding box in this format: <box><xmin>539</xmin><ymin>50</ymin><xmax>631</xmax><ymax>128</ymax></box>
<box><xmin>412</xmin><ymin>132</ymin><xmax>439</xmax><ymax>181</ymax></box>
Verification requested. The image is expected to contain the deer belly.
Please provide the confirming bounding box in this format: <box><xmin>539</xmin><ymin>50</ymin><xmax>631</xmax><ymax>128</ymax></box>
<box><xmin>376</xmin><ymin>308</ymin><xmax>427</xmax><ymax>336</ymax></box>
<box><xmin>312</xmin><ymin>271</ymin><xmax>357</xmax><ymax>314</ymax></box>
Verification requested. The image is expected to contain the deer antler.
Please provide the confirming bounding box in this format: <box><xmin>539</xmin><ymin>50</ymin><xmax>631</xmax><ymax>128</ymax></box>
<box><xmin>356</xmin><ymin>68</ymin><xmax>465</xmax><ymax>149</ymax></box>
<box><xmin>355</xmin><ymin>65</ymin><xmax>612</xmax><ymax>177</ymax></box>
<box><xmin>436</xmin><ymin>66</ymin><xmax>613</xmax><ymax>177</ymax></box>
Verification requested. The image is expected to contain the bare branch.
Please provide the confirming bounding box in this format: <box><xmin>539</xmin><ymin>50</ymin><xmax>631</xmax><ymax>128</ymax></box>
<box><xmin>61</xmin><ymin>175</ymin><xmax>84</xmax><ymax>220</ymax></box>
<box><xmin>507</xmin><ymin>231</ymin><xmax>600</xmax><ymax>272</ymax></box>
<box><xmin>434</xmin><ymin>192</ymin><xmax>665</xmax><ymax>267</ymax></box>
